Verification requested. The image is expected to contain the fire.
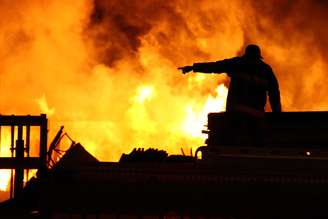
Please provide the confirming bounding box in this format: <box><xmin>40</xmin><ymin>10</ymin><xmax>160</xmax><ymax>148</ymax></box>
<box><xmin>0</xmin><ymin>129</ymin><xmax>11</xmax><ymax>192</ymax></box>
<box><xmin>35</xmin><ymin>94</ymin><xmax>55</xmax><ymax>116</ymax></box>
<box><xmin>182</xmin><ymin>84</ymin><xmax>228</xmax><ymax>138</ymax></box>
<box><xmin>0</xmin><ymin>1</ymin><xmax>327</xmax><ymax>168</ymax></box>
<box><xmin>134</xmin><ymin>85</ymin><xmax>154</xmax><ymax>104</ymax></box>
<box><xmin>0</xmin><ymin>170</ymin><xmax>11</xmax><ymax>192</ymax></box>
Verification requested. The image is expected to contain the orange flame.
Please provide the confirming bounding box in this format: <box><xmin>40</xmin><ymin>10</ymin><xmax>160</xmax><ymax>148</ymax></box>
<box><xmin>0</xmin><ymin>170</ymin><xmax>11</xmax><ymax>192</ymax></box>
<box><xmin>0</xmin><ymin>129</ymin><xmax>11</xmax><ymax>192</ymax></box>
<box><xmin>182</xmin><ymin>84</ymin><xmax>227</xmax><ymax>138</ymax></box>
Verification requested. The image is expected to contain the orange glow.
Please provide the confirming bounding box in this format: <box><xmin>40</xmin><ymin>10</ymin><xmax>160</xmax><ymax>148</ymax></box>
<box><xmin>0</xmin><ymin>170</ymin><xmax>11</xmax><ymax>192</ymax></box>
<box><xmin>35</xmin><ymin>94</ymin><xmax>55</xmax><ymax>116</ymax></box>
<box><xmin>0</xmin><ymin>0</ymin><xmax>326</xmax><ymax>167</ymax></box>
<box><xmin>0</xmin><ymin>131</ymin><xmax>12</xmax><ymax>193</ymax></box>
<box><xmin>134</xmin><ymin>85</ymin><xmax>155</xmax><ymax>104</ymax></box>
<box><xmin>182</xmin><ymin>84</ymin><xmax>227</xmax><ymax>138</ymax></box>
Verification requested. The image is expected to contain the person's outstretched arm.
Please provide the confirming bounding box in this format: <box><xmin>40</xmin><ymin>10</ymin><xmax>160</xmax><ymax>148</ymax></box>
<box><xmin>178</xmin><ymin>58</ymin><xmax>234</xmax><ymax>74</ymax></box>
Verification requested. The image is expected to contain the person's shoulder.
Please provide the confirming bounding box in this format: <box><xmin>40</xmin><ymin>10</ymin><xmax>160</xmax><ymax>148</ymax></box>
<box><xmin>217</xmin><ymin>56</ymin><xmax>241</xmax><ymax>63</ymax></box>
<box><xmin>230</xmin><ymin>56</ymin><xmax>242</xmax><ymax>62</ymax></box>
<box><xmin>259</xmin><ymin>60</ymin><xmax>273</xmax><ymax>71</ymax></box>
<box><xmin>259</xmin><ymin>60</ymin><xmax>277</xmax><ymax>80</ymax></box>
<box><xmin>214</xmin><ymin>56</ymin><xmax>239</xmax><ymax>66</ymax></box>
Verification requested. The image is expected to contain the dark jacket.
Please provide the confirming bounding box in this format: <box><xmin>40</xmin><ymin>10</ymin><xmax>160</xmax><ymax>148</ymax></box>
<box><xmin>193</xmin><ymin>56</ymin><xmax>281</xmax><ymax>113</ymax></box>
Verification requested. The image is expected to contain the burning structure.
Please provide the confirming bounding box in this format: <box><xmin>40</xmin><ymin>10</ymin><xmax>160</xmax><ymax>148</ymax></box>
<box><xmin>1</xmin><ymin>112</ymin><xmax>328</xmax><ymax>218</ymax></box>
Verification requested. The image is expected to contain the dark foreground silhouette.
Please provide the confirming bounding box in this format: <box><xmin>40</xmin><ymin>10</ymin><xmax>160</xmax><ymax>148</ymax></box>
<box><xmin>3</xmin><ymin>112</ymin><xmax>328</xmax><ymax>218</ymax></box>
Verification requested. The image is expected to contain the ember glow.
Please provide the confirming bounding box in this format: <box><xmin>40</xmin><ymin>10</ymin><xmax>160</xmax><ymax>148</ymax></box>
<box><xmin>0</xmin><ymin>170</ymin><xmax>10</xmax><ymax>192</ymax></box>
<box><xmin>0</xmin><ymin>130</ymin><xmax>12</xmax><ymax>192</ymax></box>
<box><xmin>0</xmin><ymin>0</ymin><xmax>328</xmax><ymax>166</ymax></box>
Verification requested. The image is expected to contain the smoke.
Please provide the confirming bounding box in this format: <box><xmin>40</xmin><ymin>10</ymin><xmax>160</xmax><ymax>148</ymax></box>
<box><xmin>87</xmin><ymin>0</ymin><xmax>172</xmax><ymax>66</ymax></box>
<box><xmin>243</xmin><ymin>0</ymin><xmax>328</xmax><ymax>109</ymax></box>
<box><xmin>0</xmin><ymin>0</ymin><xmax>327</xmax><ymax>164</ymax></box>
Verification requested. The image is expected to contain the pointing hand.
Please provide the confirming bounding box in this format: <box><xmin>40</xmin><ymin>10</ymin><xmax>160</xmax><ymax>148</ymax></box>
<box><xmin>178</xmin><ymin>66</ymin><xmax>193</xmax><ymax>74</ymax></box>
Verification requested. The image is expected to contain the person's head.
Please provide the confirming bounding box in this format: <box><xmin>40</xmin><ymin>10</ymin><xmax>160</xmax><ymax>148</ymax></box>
<box><xmin>244</xmin><ymin>44</ymin><xmax>263</xmax><ymax>60</ymax></box>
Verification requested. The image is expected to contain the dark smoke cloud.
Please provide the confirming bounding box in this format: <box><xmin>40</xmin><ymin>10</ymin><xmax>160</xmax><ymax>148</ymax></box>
<box><xmin>249</xmin><ymin>0</ymin><xmax>328</xmax><ymax>54</ymax></box>
<box><xmin>87</xmin><ymin>0</ymin><xmax>179</xmax><ymax>66</ymax></box>
<box><xmin>244</xmin><ymin>0</ymin><xmax>328</xmax><ymax>109</ymax></box>
<box><xmin>87</xmin><ymin>0</ymin><xmax>328</xmax><ymax>64</ymax></box>
<box><xmin>86</xmin><ymin>0</ymin><xmax>209</xmax><ymax>68</ymax></box>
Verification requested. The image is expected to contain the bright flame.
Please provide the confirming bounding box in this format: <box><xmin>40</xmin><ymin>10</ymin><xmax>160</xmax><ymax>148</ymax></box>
<box><xmin>182</xmin><ymin>84</ymin><xmax>228</xmax><ymax>138</ymax></box>
<box><xmin>0</xmin><ymin>130</ymin><xmax>12</xmax><ymax>192</ymax></box>
<box><xmin>35</xmin><ymin>94</ymin><xmax>55</xmax><ymax>116</ymax></box>
<box><xmin>134</xmin><ymin>85</ymin><xmax>154</xmax><ymax>103</ymax></box>
<box><xmin>204</xmin><ymin>85</ymin><xmax>228</xmax><ymax>113</ymax></box>
<box><xmin>0</xmin><ymin>170</ymin><xmax>11</xmax><ymax>191</ymax></box>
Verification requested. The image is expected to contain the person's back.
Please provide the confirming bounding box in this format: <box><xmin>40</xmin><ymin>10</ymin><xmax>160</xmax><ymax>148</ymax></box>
<box><xmin>221</xmin><ymin>56</ymin><xmax>280</xmax><ymax>114</ymax></box>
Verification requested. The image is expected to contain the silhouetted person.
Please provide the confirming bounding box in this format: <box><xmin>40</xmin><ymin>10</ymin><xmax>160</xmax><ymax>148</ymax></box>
<box><xmin>179</xmin><ymin>44</ymin><xmax>282</xmax><ymax>146</ymax></box>
<box><xmin>179</xmin><ymin>44</ymin><xmax>281</xmax><ymax>115</ymax></box>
